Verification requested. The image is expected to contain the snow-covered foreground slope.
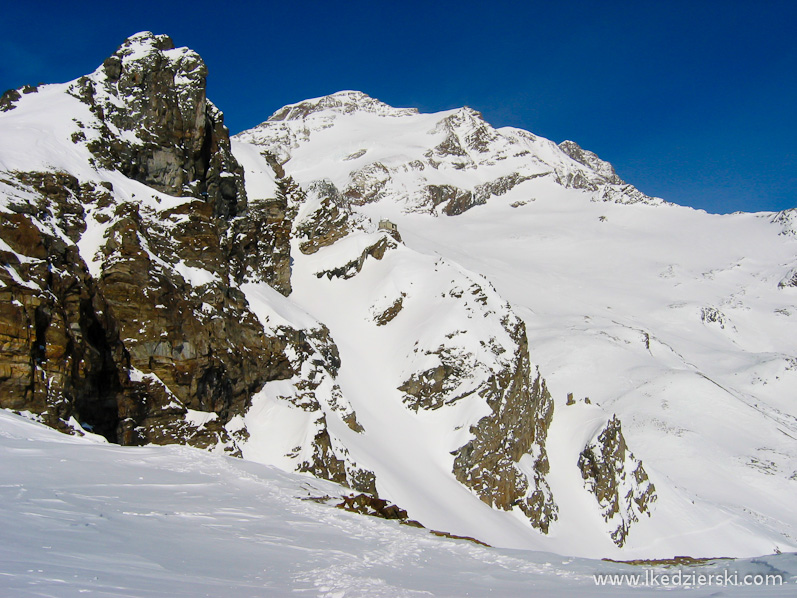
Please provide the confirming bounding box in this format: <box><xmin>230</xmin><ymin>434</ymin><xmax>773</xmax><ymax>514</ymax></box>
<box><xmin>2</xmin><ymin>409</ymin><xmax>795</xmax><ymax>597</ymax></box>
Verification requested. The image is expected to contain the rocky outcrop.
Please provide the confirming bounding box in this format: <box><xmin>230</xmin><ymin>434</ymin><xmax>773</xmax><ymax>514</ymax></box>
<box><xmin>771</xmin><ymin>208</ymin><xmax>797</xmax><ymax>236</ymax></box>
<box><xmin>0</xmin><ymin>85</ymin><xmax>37</xmax><ymax>112</ymax></box>
<box><xmin>228</xmin><ymin>154</ymin><xmax>302</xmax><ymax>295</ymax></box>
<box><xmin>578</xmin><ymin>416</ymin><xmax>657</xmax><ymax>546</ymax></box>
<box><xmin>343</xmin><ymin>162</ymin><xmax>392</xmax><ymax>205</ymax></box>
<box><xmin>779</xmin><ymin>269</ymin><xmax>797</xmax><ymax>289</ymax></box>
<box><xmin>314</xmin><ymin>233</ymin><xmax>398</xmax><ymax>280</ymax></box>
<box><xmin>228</xmin><ymin>191</ymin><xmax>292</xmax><ymax>295</ymax></box>
<box><xmin>428</xmin><ymin>107</ymin><xmax>500</xmax><ymax>164</ymax></box>
<box><xmin>0</xmin><ymin>88</ymin><xmax>21</xmax><ymax>112</ymax></box>
<box><xmin>373</xmin><ymin>294</ymin><xmax>405</xmax><ymax>326</ymax></box>
<box><xmin>97</xmin><ymin>202</ymin><xmax>290</xmax><ymax>445</ymax></box>
<box><xmin>297</xmin><ymin>422</ymin><xmax>376</xmax><ymax>494</ymax></box>
<box><xmin>396</xmin><ymin>273</ymin><xmax>557</xmax><ymax>532</ymax></box>
<box><xmin>0</xmin><ymin>174</ymin><xmax>128</xmax><ymax>440</ymax></box>
<box><xmin>336</xmin><ymin>493</ymin><xmax>417</xmax><ymax>521</ymax></box>
<box><xmin>296</xmin><ymin>180</ymin><xmax>354</xmax><ymax>254</ymax></box>
<box><xmin>558</xmin><ymin>140</ymin><xmax>622</xmax><ymax>185</ymax></box>
<box><xmin>557</xmin><ymin>141</ymin><xmax>662</xmax><ymax>205</ymax></box>
<box><xmin>422</xmin><ymin>184</ymin><xmax>479</xmax><ymax>216</ymax></box>
<box><xmin>700</xmin><ymin>306</ymin><xmax>731</xmax><ymax>329</ymax></box>
<box><xmin>473</xmin><ymin>173</ymin><xmax>540</xmax><ymax>203</ymax></box>
<box><xmin>450</xmin><ymin>320</ymin><xmax>557</xmax><ymax>533</ymax></box>
<box><xmin>0</xmin><ymin>169</ymin><xmax>291</xmax><ymax>451</ymax></box>
<box><xmin>68</xmin><ymin>32</ymin><xmax>245</xmax><ymax>219</ymax></box>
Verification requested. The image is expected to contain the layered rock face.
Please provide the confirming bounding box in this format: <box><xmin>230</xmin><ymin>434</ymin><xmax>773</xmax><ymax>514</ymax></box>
<box><xmin>0</xmin><ymin>161</ymin><xmax>285</xmax><ymax>452</ymax></box>
<box><xmin>0</xmin><ymin>34</ymin><xmax>330</xmax><ymax>469</ymax></box>
<box><xmin>449</xmin><ymin>322</ymin><xmax>557</xmax><ymax>533</ymax></box>
<box><xmin>68</xmin><ymin>32</ymin><xmax>246</xmax><ymax>219</ymax></box>
<box><xmin>0</xmin><ymin>173</ymin><xmax>129</xmax><ymax>439</ymax></box>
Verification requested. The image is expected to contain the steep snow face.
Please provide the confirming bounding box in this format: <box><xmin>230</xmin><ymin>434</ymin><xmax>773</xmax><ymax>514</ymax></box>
<box><xmin>241</xmin><ymin>217</ymin><xmax>560</xmax><ymax>546</ymax></box>
<box><xmin>235</xmin><ymin>91</ymin><xmax>660</xmax><ymax>213</ymax></box>
<box><xmin>230</xmin><ymin>153</ymin><xmax>564</xmax><ymax>544</ymax></box>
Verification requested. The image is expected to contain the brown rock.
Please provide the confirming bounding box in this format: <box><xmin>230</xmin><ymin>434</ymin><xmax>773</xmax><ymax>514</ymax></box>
<box><xmin>578</xmin><ymin>415</ymin><xmax>657</xmax><ymax>547</ymax></box>
<box><xmin>451</xmin><ymin>341</ymin><xmax>558</xmax><ymax>533</ymax></box>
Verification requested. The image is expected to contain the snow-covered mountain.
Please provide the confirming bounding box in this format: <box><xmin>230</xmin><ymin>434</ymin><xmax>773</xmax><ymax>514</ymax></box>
<box><xmin>232</xmin><ymin>87</ymin><xmax>797</xmax><ymax>557</ymax></box>
<box><xmin>2</xmin><ymin>31</ymin><xmax>797</xmax><ymax>581</ymax></box>
<box><xmin>236</xmin><ymin>89</ymin><xmax>661</xmax><ymax>215</ymax></box>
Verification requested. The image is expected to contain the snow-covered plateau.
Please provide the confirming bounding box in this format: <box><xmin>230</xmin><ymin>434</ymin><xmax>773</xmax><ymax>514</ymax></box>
<box><xmin>1</xmin><ymin>32</ymin><xmax>796</xmax><ymax>596</ymax></box>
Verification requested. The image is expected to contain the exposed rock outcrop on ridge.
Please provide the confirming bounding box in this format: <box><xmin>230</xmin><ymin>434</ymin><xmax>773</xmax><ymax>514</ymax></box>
<box><xmin>0</xmin><ymin>34</ymin><xmax>362</xmax><ymax>489</ymax></box>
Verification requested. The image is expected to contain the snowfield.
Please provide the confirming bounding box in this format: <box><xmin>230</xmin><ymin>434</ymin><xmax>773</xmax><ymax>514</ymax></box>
<box><xmin>357</xmin><ymin>190</ymin><xmax>797</xmax><ymax>558</ymax></box>
<box><xmin>1</xmin><ymin>409</ymin><xmax>795</xmax><ymax>597</ymax></box>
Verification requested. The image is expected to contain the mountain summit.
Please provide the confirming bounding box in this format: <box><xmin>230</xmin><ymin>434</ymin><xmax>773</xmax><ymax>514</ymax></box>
<box><xmin>237</xmin><ymin>90</ymin><xmax>661</xmax><ymax>214</ymax></box>
<box><xmin>269</xmin><ymin>90</ymin><xmax>420</xmax><ymax>121</ymax></box>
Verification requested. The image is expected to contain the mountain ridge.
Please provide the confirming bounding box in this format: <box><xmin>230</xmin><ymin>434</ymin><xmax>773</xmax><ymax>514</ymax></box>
<box><xmin>235</xmin><ymin>88</ymin><xmax>664</xmax><ymax>215</ymax></box>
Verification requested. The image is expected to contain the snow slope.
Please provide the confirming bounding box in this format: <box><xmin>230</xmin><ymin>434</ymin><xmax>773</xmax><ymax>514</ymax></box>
<box><xmin>2</xmin><ymin>409</ymin><xmax>795</xmax><ymax>597</ymax></box>
<box><xmin>364</xmin><ymin>187</ymin><xmax>797</xmax><ymax>557</ymax></box>
<box><xmin>233</xmin><ymin>91</ymin><xmax>797</xmax><ymax>558</ymax></box>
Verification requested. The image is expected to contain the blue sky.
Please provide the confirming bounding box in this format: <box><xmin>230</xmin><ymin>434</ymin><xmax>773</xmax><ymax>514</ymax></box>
<box><xmin>1</xmin><ymin>1</ymin><xmax>795</xmax><ymax>213</ymax></box>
